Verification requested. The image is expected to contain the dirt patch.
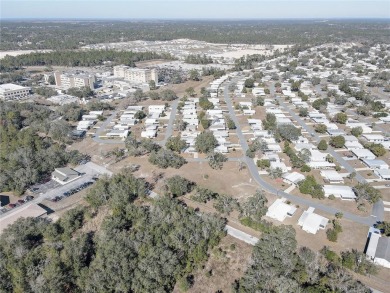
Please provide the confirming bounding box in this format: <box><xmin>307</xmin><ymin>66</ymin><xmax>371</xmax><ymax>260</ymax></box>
<box><xmin>173</xmin><ymin>235</ymin><xmax>253</xmax><ymax>293</ymax></box>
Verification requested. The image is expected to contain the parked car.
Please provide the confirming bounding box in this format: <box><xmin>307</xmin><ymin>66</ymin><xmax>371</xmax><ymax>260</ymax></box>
<box><xmin>8</xmin><ymin>203</ymin><xmax>16</xmax><ymax>209</ymax></box>
<box><xmin>25</xmin><ymin>195</ymin><xmax>34</xmax><ymax>201</ymax></box>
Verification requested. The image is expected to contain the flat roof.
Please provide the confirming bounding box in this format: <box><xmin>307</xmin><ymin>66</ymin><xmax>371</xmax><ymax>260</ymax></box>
<box><xmin>351</xmin><ymin>148</ymin><xmax>376</xmax><ymax>157</ymax></box>
<box><xmin>321</xmin><ymin>170</ymin><xmax>344</xmax><ymax>181</ymax></box>
<box><xmin>283</xmin><ymin>172</ymin><xmax>305</xmax><ymax>183</ymax></box>
<box><xmin>266</xmin><ymin>198</ymin><xmax>297</xmax><ymax>222</ymax></box>
<box><xmin>0</xmin><ymin>203</ymin><xmax>47</xmax><ymax>234</ymax></box>
<box><xmin>362</xmin><ymin>134</ymin><xmax>384</xmax><ymax>140</ymax></box>
<box><xmin>0</xmin><ymin>83</ymin><xmax>30</xmax><ymax>92</ymax></box>
<box><xmin>362</xmin><ymin>159</ymin><xmax>388</xmax><ymax>167</ymax></box>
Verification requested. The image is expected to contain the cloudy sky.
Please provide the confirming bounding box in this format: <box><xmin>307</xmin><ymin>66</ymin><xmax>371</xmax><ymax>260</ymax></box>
<box><xmin>1</xmin><ymin>0</ymin><xmax>390</xmax><ymax>19</ymax></box>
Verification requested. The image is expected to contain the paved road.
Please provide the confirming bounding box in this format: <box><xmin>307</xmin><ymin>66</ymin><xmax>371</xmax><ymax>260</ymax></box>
<box><xmin>226</xmin><ymin>225</ymin><xmax>259</xmax><ymax>246</ymax></box>
<box><xmin>92</xmin><ymin>110</ymin><xmax>124</xmax><ymax>144</ymax></box>
<box><xmin>223</xmin><ymin>80</ymin><xmax>379</xmax><ymax>226</ymax></box>
<box><xmin>159</xmin><ymin>100</ymin><xmax>179</xmax><ymax>146</ymax></box>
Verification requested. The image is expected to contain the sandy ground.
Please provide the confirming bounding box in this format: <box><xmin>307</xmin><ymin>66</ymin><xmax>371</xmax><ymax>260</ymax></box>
<box><xmin>0</xmin><ymin>50</ymin><xmax>52</xmax><ymax>59</ymax></box>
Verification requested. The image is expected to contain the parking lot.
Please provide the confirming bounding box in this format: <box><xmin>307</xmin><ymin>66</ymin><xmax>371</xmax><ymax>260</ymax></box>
<box><xmin>0</xmin><ymin>162</ymin><xmax>112</xmax><ymax>218</ymax></box>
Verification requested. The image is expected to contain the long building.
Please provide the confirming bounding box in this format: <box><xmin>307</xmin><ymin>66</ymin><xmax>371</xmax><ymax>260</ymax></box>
<box><xmin>0</xmin><ymin>83</ymin><xmax>31</xmax><ymax>100</ymax></box>
<box><xmin>54</xmin><ymin>72</ymin><xmax>96</xmax><ymax>90</ymax></box>
<box><xmin>113</xmin><ymin>65</ymin><xmax>158</xmax><ymax>84</ymax></box>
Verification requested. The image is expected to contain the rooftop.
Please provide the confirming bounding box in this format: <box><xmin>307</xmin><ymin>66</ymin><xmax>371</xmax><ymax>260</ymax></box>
<box><xmin>0</xmin><ymin>83</ymin><xmax>30</xmax><ymax>92</ymax></box>
<box><xmin>0</xmin><ymin>203</ymin><xmax>47</xmax><ymax>234</ymax></box>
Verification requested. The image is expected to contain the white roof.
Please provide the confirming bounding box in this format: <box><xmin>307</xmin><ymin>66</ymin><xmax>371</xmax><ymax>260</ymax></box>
<box><xmin>0</xmin><ymin>83</ymin><xmax>30</xmax><ymax>92</ymax></box>
<box><xmin>351</xmin><ymin>148</ymin><xmax>376</xmax><ymax>158</ymax></box>
<box><xmin>266</xmin><ymin>198</ymin><xmax>297</xmax><ymax>222</ymax></box>
<box><xmin>283</xmin><ymin>172</ymin><xmax>305</xmax><ymax>184</ymax></box>
<box><xmin>362</xmin><ymin>134</ymin><xmax>384</xmax><ymax>140</ymax></box>
<box><xmin>366</xmin><ymin>233</ymin><xmax>380</xmax><ymax>259</ymax></box>
<box><xmin>323</xmin><ymin>185</ymin><xmax>356</xmax><ymax>199</ymax></box>
<box><xmin>320</xmin><ymin>170</ymin><xmax>344</xmax><ymax>182</ymax></box>
<box><xmin>298</xmin><ymin>208</ymin><xmax>329</xmax><ymax>234</ymax></box>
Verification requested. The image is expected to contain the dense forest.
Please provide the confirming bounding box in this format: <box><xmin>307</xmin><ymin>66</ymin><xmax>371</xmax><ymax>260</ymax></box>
<box><xmin>0</xmin><ymin>171</ymin><xmax>226</xmax><ymax>292</ymax></box>
<box><xmin>0</xmin><ymin>101</ymin><xmax>87</xmax><ymax>194</ymax></box>
<box><xmin>0</xmin><ymin>170</ymin><xmax>375</xmax><ymax>292</ymax></box>
<box><xmin>1</xmin><ymin>20</ymin><xmax>389</xmax><ymax>51</ymax></box>
<box><xmin>233</xmin><ymin>225</ymin><xmax>372</xmax><ymax>292</ymax></box>
<box><xmin>0</xmin><ymin>50</ymin><xmax>174</xmax><ymax>68</ymax></box>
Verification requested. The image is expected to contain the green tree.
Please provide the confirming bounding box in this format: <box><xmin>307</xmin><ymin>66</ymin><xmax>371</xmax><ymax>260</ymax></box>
<box><xmin>298</xmin><ymin>107</ymin><xmax>308</xmax><ymax>117</ymax></box>
<box><xmin>367</xmin><ymin>143</ymin><xmax>386</xmax><ymax>157</ymax></box>
<box><xmin>189</xmin><ymin>69</ymin><xmax>200</xmax><ymax>81</ymax></box>
<box><xmin>277</xmin><ymin>125</ymin><xmax>302</xmax><ymax>142</ymax></box>
<box><xmin>164</xmin><ymin>175</ymin><xmax>194</xmax><ymax>197</ymax></box>
<box><xmin>314</xmin><ymin>124</ymin><xmax>327</xmax><ymax>133</ymax></box>
<box><xmin>257</xmin><ymin>159</ymin><xmax>270</xmax><ymax>169</ymax></box>
<box><xmin>149</xmin><ymin>80</ymin><xmax>156</xmax><ymax>90</ymax></box>
<box><xmin>317</xmin><ymin>139</ymin><xmax>328</xmax><ymax>150</ymax></box>
<box><xmin>351</xmin><ymin>126</ymin><xmax>363</xmax><ymax>137</ymax></box>
<box><xmin>333</xmin><ymin>112</ymin><xmax>348</xmax><ymax>124</ymax></box>
<box><xmin>244</xmin><ymin>78</ymin><xmax>255</xmax><ymax>88</ymax></box>
<box><xmin>165</xmin><ymin>136</ymin><xmax>187</xmax><ymax>153</ymax></box>
<box><xmin>207</xmin><ymin>152</ymin><xmax>228</xmax><ymax>170</ymax></box>
<box><xmin>329</xmin><ymin>135</ymin><xmax>345</xmax><ymax>148</ymax></box>
<box><xmin>185</xmin><ymin>87</ymin><xmax>196</xmax><ymax>97</ymax></box>
<box><xmin>149</xmin><ymin>149</ymin><xmax>187</xmax><ymax>169</ymax></box>
<box><xmin>195</xmin><ymin>131</ymin><xmax>218</xmax><ymax>153</ymax></box>
<box><xmin>241</xmin><ymin>190</ymin><xmax>268</xmax><ymax>222</ymax></box>
<box><xmin>353</xmin><ymin>183</ymin><xmax>381</xmax><ymax>204</ymax></box>
<box><xmin>213</xmin><ymin>195</ymin><xmax>239</xmax><ymax>215</ymax></box>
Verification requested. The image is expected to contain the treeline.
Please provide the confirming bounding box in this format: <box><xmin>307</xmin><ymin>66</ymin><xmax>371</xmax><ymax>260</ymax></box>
<box><xmin>0</xmin><ymin>171</ymin><xmax>226</xmax><ymax>292</ymax></box>
<box><xmin>1</xmin><ymin>20</ymin><xmax>389</xmax><ymax>51</ymax></box>
<box><xmin>1</xmin><ymin>50</ymin><xmax>174</xmax><ymax>68</ymax></box>
<box><xmin>0</xmin><ymin>101</ymin><xmax>87</xmax><ymax>194</ymax></box>
<box><xmin>185</xmin><ymin>54</ymin><xmax>213</xmax><ymax>64</ymax></box>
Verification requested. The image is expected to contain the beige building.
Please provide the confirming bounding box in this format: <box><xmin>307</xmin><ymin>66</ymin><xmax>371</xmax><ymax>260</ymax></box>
<box><xmin>113</xmin><ymin>65</ymin><xmax>158</xmax><ymax>84</ymax></box>
<box><xmin>54</xmin><ymin>72</ymin><xmax>96</xmax><ymax>90</ymax></box>
<box><xmin>0</xmin><ymin>83</ymin><xmax>31</xmax><ymax>100</ymax></box>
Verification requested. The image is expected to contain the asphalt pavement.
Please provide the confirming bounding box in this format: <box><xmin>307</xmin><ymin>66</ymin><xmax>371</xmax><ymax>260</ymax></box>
<box><xmin>159</xmin><ymin>100</ymin><xmax>179</xmax><ymax>146</ymax></box>
<box><xmin>92</xmin><ymin>110</ymin><xmax>124</xmax><ymax>144</ymax></box>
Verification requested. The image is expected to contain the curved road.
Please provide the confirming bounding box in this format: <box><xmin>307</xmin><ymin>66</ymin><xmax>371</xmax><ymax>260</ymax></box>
<box><xmin>222</xmin><ymin>80</ymin><xmax>379</xmax><ymax>226</ymax></box>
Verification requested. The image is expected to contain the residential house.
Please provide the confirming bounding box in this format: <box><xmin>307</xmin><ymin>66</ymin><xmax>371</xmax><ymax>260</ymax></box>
<box><xmin>365</xmin><ymin>233</ymin><xmax>390</xmax><ymax>268</ymax></box>
<box><xmin>266</xmin><ymin>198</ymin><xmax>297</xmax><ymax>222</ymax></box>
<box><xmin>298</xmin><ymin>207</ymin><xmax>329</xmax><ymax>234</ymax></box>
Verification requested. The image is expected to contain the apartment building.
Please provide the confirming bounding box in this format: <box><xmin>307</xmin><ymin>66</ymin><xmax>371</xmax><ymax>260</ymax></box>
<box><xmin>54</xmin><ymin>72</ymin><xmax>96</xmax><ymax>90</ymax></box>
<box><xmin>0</xmin><ymin>83</ymin><xmax>31</xmax><ymax>100</ymax></box>
<box><xmin>113</xmin><ymin>65</ymin><xmax>158</xmax><ymax>84</ymax></box>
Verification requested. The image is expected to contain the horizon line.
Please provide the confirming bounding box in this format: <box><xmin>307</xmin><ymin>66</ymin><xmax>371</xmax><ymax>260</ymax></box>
<box><xmin>1</xmin><ymin>17</ymin><xmax>390</xmax><ymax>21</ymax></box>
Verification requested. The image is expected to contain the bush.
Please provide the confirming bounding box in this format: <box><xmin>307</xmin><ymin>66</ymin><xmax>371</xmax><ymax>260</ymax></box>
<box><xmin>257</xmin><ymin>159</ymin><xmax>270</xmax><ymax>169</ymax></box>
<box><xmin>300</xmin><ymin>165</ymin><xmax>311</xmax><ymax>172</ymax></box>
<box><xmin>326</xmin><ymin>228</ymin><xmax>338</xmax><ymax>242</ymax></box>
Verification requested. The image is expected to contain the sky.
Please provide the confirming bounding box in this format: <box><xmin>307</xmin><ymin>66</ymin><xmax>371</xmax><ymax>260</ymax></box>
<box><xmin>1</xmin><ymin>0</ymin><xmax>390</xmax><ymax>19</ymax></box>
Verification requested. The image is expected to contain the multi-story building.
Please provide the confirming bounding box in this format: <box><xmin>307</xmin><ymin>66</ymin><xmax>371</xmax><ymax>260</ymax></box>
<box><xmin>0</xmin><ymin>83</ymin><xmax>31</xmax><ymax>100</ymax></box>
<box><xmin>113</xmin><ymin>65</ymin><xmax>158</xmax><ymax>84</ymax></box>
<box><xmin>54</xmin><ymin>72</ymin><xmax>96</xmax><ymax>90</ymax></box>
